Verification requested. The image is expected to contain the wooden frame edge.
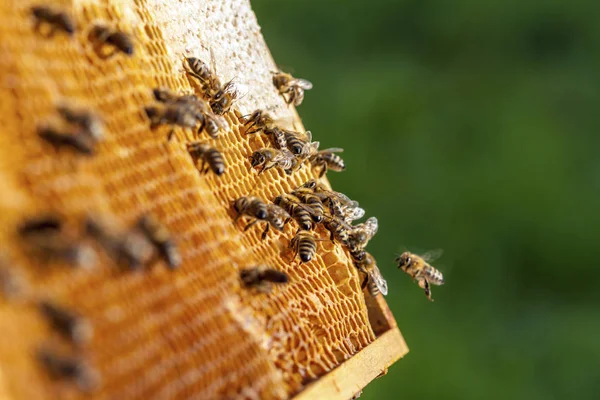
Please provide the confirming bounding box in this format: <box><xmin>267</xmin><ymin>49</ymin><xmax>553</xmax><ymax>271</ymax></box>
<box><xmin>292</xmin><ymin>328</ymin><xmax>409</xmax><ymax>400</ymax></box>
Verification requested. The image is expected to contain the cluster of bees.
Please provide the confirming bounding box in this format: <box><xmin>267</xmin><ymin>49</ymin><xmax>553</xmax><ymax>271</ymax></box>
<box><xmin>4</xmin><ymin>2</ymin><xmax>448</xmax><ymax>393</ymax></box>
<box><xmin>1</xmin><ymin>212</ymin><xmax>180</xmax><ymax>391</ymax></box>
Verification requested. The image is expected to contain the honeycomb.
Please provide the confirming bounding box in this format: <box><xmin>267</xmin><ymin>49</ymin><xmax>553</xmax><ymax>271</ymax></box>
<box><xmin>0</xmin><ymin>0</ymin><xmax>377</xmax><ymax>399</ymax></box>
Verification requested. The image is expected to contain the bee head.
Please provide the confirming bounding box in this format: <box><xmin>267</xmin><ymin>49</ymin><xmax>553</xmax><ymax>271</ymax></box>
<box><xmin>250</xmin><ymin>151</ymin><xmax>266</xmax><ymax>168</ymax></box>
<box><xmin>395</xmin><ymin>252</ymin><xmax>411</xmax><ymax>271</ymax></box>
<box><xmin>144</xmin><ymin>106</ymin><xmax>159</xmax><ymax>119</ymax></box>
<box><xmin>233</xmin><ymin>197</ymin><xmax>248</xmax><ymax>214</ymax></box>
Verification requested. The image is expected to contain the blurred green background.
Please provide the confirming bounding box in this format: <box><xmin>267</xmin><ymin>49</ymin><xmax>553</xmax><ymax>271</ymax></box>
<box><xmin>253</xmin><ymin>1</ymin><xmax>600</xmax><ymax>399</ymax></box>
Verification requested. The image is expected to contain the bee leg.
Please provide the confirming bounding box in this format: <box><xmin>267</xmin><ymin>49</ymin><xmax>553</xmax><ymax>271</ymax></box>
<box><xmin>361</xmin><ymin>274</ymin><xmax>369</xmax><ymax>290</ymax></box>
<box><xmin>200</xmin><ymin>158</ymin><xmax>207</xmax><ymax>174</ymax></box>
<box><xmin>244</xmin><ymin>219</ymin><xmax>259</xmax><ymax>231</ymax></box>
<box><xmin>318</xmin><ymin>164</ymin><xmax>327</xmax><ymax>178</ymax></box>
<box><xmin>421</xmin><ymin>279</ymin><xmax>433</xmax><ymax>301</ymax></box>
<box><xmin>261</xmin><ymin>223</ymin><xmax>270</xmax><ymax>240</ymax></box>
<box><xmin>196</xmin><ymin>119</ymin><xmax>206</xmax><ymax>138</ymax></box>
<box><xmin>186</xmin><ymin>72</ymin><xmax>204</xmax><ymax>82</ymax></box>
<box><xmin>167</xmin><ymin>127</ymin><xmax>176</xmax><ymax>141</ymax></box>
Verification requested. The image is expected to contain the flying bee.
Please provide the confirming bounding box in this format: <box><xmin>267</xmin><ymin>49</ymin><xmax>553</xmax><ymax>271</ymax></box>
<box><xmin>273</xmin><ymin>194</ymin><xmax>314</xmax><ymax>231</ymax></box>
<box><xmin>57</xmin><ymin>106</ymin><xmax>104</xmax><ymax>141</ymax></box>
<box><xmin>90</xmin><ymin>25</ymin><xmax>134</xmax><ymax>57</ymax></box>
<box><xmin>272</xmin><ymin>71</ymin><xmax>313</xmax><ymax>106</ymax></box>
<box><xmin>396</xmin><ymin>250</ymin><xmax>445</xmax><ymax>301</ymax></box>
<box><xmin>38</xmin><ymin>300</ymin><xmax>93</xmax><ymax>346</ymax></box>
<box><xmin>210</xmin><ymin>80</ymin><xmax>238</xmax><ymax>115</ymax></box>
<box><xmin>290</xmin><ymin>231</ymin><xmax>321</xmax><ymax>263</ymax></box>
<box><xmin>310</xmin><ymin>148</ymin><xmax>346</xmax><ymax>178</ymax></box>
<box><xmin>262</xmin><ymin>204</ymin><xmax>290</xmax><ymax>239</ymax></box>
<box><xmin>37</xmin><ymin>347</ymin><xmax>100</xmax><ymax>392</ymax></box>
<box><xmin>38</xmin><ymin>126</ymin><xmax>96</xmax><ymax>155</ymax></box>
<box><xmin>136</xmin><ymin>214</ymin><xmax>181</xmax><ymax>270</ymax></box>
<box><xmin>347</xmin><ymin>217</ymin><xmax>379</xmax><ymax>250</ymax></box>
<box><xmin>84</xmin><ymin>215</ymin><xmax>154</xmax><ymax>270</ymax></box>
<box><xmin>250</xmin><ymin>148</ymin><xmax>295</xmax><ymax>175</ymax></box>
<box><xmin>323</xmin><ymin>216</ymin><xmax>351</xmax><ymax>244</ymax></box>
<box><xmin>187</xmin><ymin>141</ymin><xmax>225</xmax><ymax>176</ymax></box>
<box><xmin>291</xmin><ymin>188</ymin><xmax>326</xmax><ymax>223</ymax></box>
<box><xmin>240</xmin><ymin>266</ymin><xmax>289</xmax><ymax>293</ymax></box>
<box><xmin>31</xmin><ymin>5</ymin><xmax>75</xmax><ymax>37</ymax></box>
<box><xmin>353</xmin><ymin>252</ymin><xmax>388</xmax><ymax>297</ymax></box>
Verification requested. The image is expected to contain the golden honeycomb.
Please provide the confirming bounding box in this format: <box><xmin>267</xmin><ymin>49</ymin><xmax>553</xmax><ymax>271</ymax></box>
<box><xmin>0</xmin><ymin>0</ymin><xmax>378</xmax><ymax>399</ymax></box>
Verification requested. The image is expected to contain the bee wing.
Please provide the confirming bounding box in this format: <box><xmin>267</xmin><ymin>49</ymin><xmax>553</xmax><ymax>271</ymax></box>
<box><xmin>421</xmin><ymin>249</ymin><xmax>444</xmax><ymax>263</ymax></box>
<box><xmin>369</xmin><ymin>264</ymin><xmax>388</xmax><ymax>296</ymax></box>
<box><xmin>305</xmin><ymin>130</ymin><xmax>312</xmax><ymax>142</ymax></box>
<box><xmin>329</xmin><ymin>190</ymin><xmax>355</xmax><ymax>207</ymax></box>
<box><xmin>319</xmin><ymin>148</ymin><xmax>344</xmax><ymax>154</ymax></box>
<box><xmin>290</xmin><ymin>78</ymin><xmax>313</xmax><ymax>90</ymax></box>
<box><xmin>363</xmin><ymin>217</ymin><xmax>379</xmax><ymax>238</ymax></box>
<box><xmin>268</xmin><ymin>204</ymin><xmax>290</xmax><ymax>219</ymax></box>
<box><xmin>274</xmin><ymin>148</ymin><xmax>294</xmax><ymax>162</ymax></box>
<box><xmin>343</xmin><ymin>205</ymin><xmax>365</xmax><ymax>222</ymax></box>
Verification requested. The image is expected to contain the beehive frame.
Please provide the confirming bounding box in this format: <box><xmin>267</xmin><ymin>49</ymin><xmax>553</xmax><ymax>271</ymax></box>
<box><xmin>0</xmin><ymin>0</ymin><xmax>408</xmax><ymax>398</ymax></box>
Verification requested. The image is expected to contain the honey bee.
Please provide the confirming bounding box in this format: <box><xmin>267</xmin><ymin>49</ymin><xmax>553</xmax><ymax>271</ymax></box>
<box><xmin>152</xmin><ymin>88</ymin><xmax>200</xmax><ymax>106</ymax></box>
<box><xmin>37</xmin><ymin>347</ymin><xmax>100</xmax><ymax>392</ymax></box>
<box><xmin>144</xmin><ymin>103</ymin><xmax>201</xmax><ymax>141</ymax></box>
<box><xmin>187</xmin><ymin>141</ymin><xmax>226</xmax><ymax>176</ymax></box>
<box><xmin>310</xmin><ymin>148</ymin><xmax>346</xmax><ymax>178</ymax></box>
<box><xmin>90</xmin><ymin>25</ymin><xmax>134</xmax><ymax>57</ymax></box>
<box><xmin>291</xmin><ymin>187</ymin><xmax>325</xmax><ymax>223</ymax></box>
<box><xmin>233</xmin><ymin>196</ymin><xmax>268</xmax><ymax>228</ymax></box>
<box><xmin>262</xmin><ymin>127</ymin><xmax>289</xmax><ymax>151</ymax></box>
<box><xmin>150</xmin><ymin>88</ymin><xmax>222</xmax><ymax>139</ymax></box>
<box><xmin>250</xmin><ymin>148</ymin><xmax>296</xmax><ymax>175</ymax></box>
<box><xmin>57</xmin><ymin>106</ymin><xmax>104</xmax><ymax>141</ymax></box>
<box><xmin>396</xmin><ymin>250</ymin><xmax>445</xmax><ymax>301</ymax></box>
<box><xmin>272</xmin><ymin>71</ymin><xmax>313</xmax><ymax>106</ymax></box>
<box><xmin>31</xmin><ymin>5</ymin><xmax>75</xmax><ymax>37</ymax></box>
<box><xmin>347</xmin><ymin>217</ymin><xmax>378</xmax><ymax>250</ymax></box>
<box><xmin>19</xmin><ymin>218</ymin><xmax>97</xmax><ymax>269</ymax></box>
<box><xmin>239</xmin><ymin>109</ymin><xmax>274</xmax><ymax>135</ymax></box>
<box><xmin>210</xmin><ymin>80</ymin><xmax>238</xmax><ymax>115</ymax></box>
<box><xmin>323</xmin><ymin>216</ymin><xmax>351</xmax><ymax>244</ymax></box>
<box><xmin>38</xmin><ymin>300</ymin><xmax>93</xmax><ymax>346</ymax></box>
<box><xmin>185</xmin><ymin>56</ymin><xmax>221</xmax><ymax>94</ymax></box>
<box><xmin>284</xmin><ymin>130</ymin><xmax>318</xmax><ymax>157</ymax></box>
<box><xmin>273</xmin><ymin>194</ymin><xmax>313</xmax><ymax>231</ymax></box>
<box><xmin>300</xmin><ymin>181</ymin><xmax>365</xmax><ymax>223</ymax></box>
<box><xmin>84</xmin><ymin>215</ymin><xmax>154</xmax><ymax>270</ymax></box>
<box><xmin>353</xmin><ymin>251</ymin><xmax>388</xmax><ymax>297</ymax></box>
<box><xmin>262</xmin><ymin>204</ymin><xmax>291</xmax><ymax>239</ymax></box>
<box><xmin>38</xmin><ymin>126</ymin><xmax>96</xmax><ymax>155</ymax></box>
<box><xmin>290</xmin><ymin>231</ymin><xmax>318</xmax><ymax>263</ymax></box>
<box><xmin>240</xmin><ymin>266</ymin><xmax>289</xmax><ymax>293</ymax></box>
<box><xmin>136</xmin><ymin>214</ymin><xmax>181</xmax><ymax>270</ymax></box>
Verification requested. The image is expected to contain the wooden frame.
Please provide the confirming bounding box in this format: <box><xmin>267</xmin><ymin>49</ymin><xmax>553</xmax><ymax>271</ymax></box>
<box><xmin>293</xmin><ymin>292</ymin><xmax>409</xmax><ymax>399</ymax></box>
